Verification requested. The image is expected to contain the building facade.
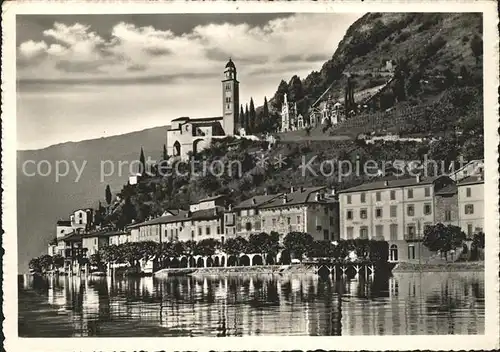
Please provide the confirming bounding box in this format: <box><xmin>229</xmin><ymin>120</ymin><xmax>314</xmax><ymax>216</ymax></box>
<box><xmin>259</xmin><ymin>187</ymin><xmax>340</xmax><ymax>242</ymax></box>
<box><xmin>457</xmin><ymin>175</ymin><xmax>484</xmax><ymax>238</ymax></box>
<box><xmin>338</xmin><ymin>176</ymin><xmax>454</xmax><ymax>262</ymax></box>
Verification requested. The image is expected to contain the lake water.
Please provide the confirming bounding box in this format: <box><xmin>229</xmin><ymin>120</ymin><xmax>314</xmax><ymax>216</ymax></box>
<box><xmin>18</xmin><ymin>272</ymin><xmax>484</xmax><ymax>337</ymax></box>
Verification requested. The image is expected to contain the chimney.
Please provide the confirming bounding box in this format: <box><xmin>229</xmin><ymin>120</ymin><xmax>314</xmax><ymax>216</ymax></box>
<box><xmin>282</xmin><ymin>195</ymin><xmax>288</xmax><ymax>204</ymax></box>
<box><xmin>384</xmin><ymin>180</ymin><xmax>389</xmax><ymax>186</ymax></box>
<box><xmin>213</xmin><ymin>208</ymin><xmax>218</xmax><ymax>216</ymax></box>
<box><xmin>228</xmin><ymin>204</ymin><xmax>233</xmax><ymax>211</ymax></box>
<box><xmin>290</xmin><ymin>186</ymin><xmax>294</xmax><ymax>193</ymax></box>
<box><xmin>478</xmin><ymin>174</ymin><xmax>483</xmax><ymax>181</ymax></box>
<box><xmin>252</xmin><ymin>198</ymin><xmax>257</xmax><ymax>205</ymax></box>
<box><xmin>264</xmin><ymin>189</ymin><xmax>268</xmax><ymax>196</ymax></box>
<box><xmin>331</xmin><ymin>189</ymin><xmax>336</xmax><ymax>196</ymax></box>
<box><xmin>315</xmin><ymin>192</ymin><xmax>320</xmax><ymax>201</ymax></box>
<box><xmin>416</xmin><ymin>175</ymin><xmax>421</xmax><ymax>183</ymax></box>
<box><xmin>301</xmin><ymin>186</ymin><xmax>305</xmax><ymax>192</ymax></box>
<box><xmin>186</xmin><ymin>211</ymin><xmax>192</xmax><ymax>218</ymax></box>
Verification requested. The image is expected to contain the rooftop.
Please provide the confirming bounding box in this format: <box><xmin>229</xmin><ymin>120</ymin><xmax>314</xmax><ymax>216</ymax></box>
<box><xmin>233</xmin><ymin>194</ymin><xmax>284</xmax><ymax>210</ymax></box>
<box><xmin>261</xmin><ymin>187</ymin><xmax>330</xmax><ymax>209</ymax></box>
<box><xmin>339</xmin><ymin>176</ymin><xmax>442</xmax><ymax>194</ymax></box>
<box><xmin>435</xmin><ymin>183</ymin><xmax>457</xmax><ymax>195</ymax></box>
<box><xmin>457</xmin><ymin>175</ymin><xmax>484</xmax><ymax>186</ymax></box>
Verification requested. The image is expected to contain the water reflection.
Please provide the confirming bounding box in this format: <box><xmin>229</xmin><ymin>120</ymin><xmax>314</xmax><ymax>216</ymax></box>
<box><xmin>19</xmin><ymin>272</ymin><xmax>484</xmax><ymax>337</ymax></box>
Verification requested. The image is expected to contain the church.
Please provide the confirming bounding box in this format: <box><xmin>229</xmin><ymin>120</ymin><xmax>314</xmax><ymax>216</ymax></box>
<box><xmin>166</xmin><ymin>59</ymin><xmax>240</xmax><ymax>160</ymax></box>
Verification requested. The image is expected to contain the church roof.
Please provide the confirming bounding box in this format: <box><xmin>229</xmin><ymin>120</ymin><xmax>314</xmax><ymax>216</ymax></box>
<box><xmin>225</xmin><ymin>58</ymin><xmax>236</xmax><ymax>69</ymax></box>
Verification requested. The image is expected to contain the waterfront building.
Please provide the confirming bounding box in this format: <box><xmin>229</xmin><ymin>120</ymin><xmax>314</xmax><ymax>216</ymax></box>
<box><xmin>434</xmin><ymin>183</ymin><xmax>459</xmax><ymax>226</ymax></box>
<box><xmin>457</xmin><ymin>174</ymin><xmax>484</xmax><ymax>237</ymax></box>
<box><xmin>165</xmin><ymin>59</ymin><xmax>239</xmax><ymax>160</ymax></box>
<box><xmin>82</xmin><ymin>230</ymin><xmax>130</xmax><ymax>256</ymax></box>
<box><xmin>128</xmin><ymin>196</ymin><xmax>226</xmax><ymax>244</ymax></box>
<box><xmin>338</xmin><ymin>175</ymin><xmax>454</xmax><ymax>262</ymax></box>
<box><xmin>226</xmin><ymin>193</ymin><xmax>284</xmax><ymax>239</ymax></box>
<box><xmin>259</xmin><ymin>187</ymin><xmax>340</xmax><ymax>242</ymax></box>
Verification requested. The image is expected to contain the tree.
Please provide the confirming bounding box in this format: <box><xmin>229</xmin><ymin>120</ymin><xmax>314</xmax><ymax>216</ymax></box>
<box><xmin>263</xmin><ymin>97</ymin><xmax>269</xmax><ymax>119</ymax></box>
<box><xmin>117</xmin><ymin>196</ymin><xmax>136</xmax><ymax>229</ymax></box>
<box><xmin>273</xmin><ymin>80</ymin><xmax>289</xmax><ymax>109</ymax></box>
<box><xmin>38</xmin><ymin>254</ymin><xmax>53</xmax><ymax>273</ymax></box>
<box><xmin>239</xmin><ymin>105</ymin><xmax>245</xmax><ymax>132</ymax></box>
<box><xmin>469</xmin><ymin>34</ymin><xmax>483</xmax><ymax>64</ymax></box>
<box><xmin>283</xmin><ymin>232</ymin><xmax>314</xmax><ymax>260</ymax></box>
<box><xmin>105</xmin><ymin>185</ymin><xmax>112</xmax><ymax>205</ymax></box>
<box><xmin>472</xmin><ymin>231</ymin><xmax>485</xmax><ymax>249</ymax></box>
<box><xmin>29</xmin><ymin>257</ymin><xmax>41</xmax><ymax>273</ymax></box>
<box><xmin>223</xmin><ymin>237</ymin><xmax>249</xmax><ymax>255</ymax></box>
<box><xmin>249</xmin><ymin>98</ymin><xmax>256</xmax><ymax>133</ymax></box>
<box><xmin>139</xmin><ymin>147</ymin><xmax>146</xmax><ymax>175</ymax></box>
<box><xmin>162</xmin><ymin>144</ymin><xmax>168</xmax><ymax>161</ymax></box>
<box><xmin>244</xmin><ymin>104</ymin><xmax>250</xmax><ymax>133</ymax></box>
<box><xmin>249</xmin><ymin>232</ymin><xmax>277</xmax><ymax>254</ymax></box>
<box><xmin>194</xmin><ymin>238</ymin><xmax>221</xmax><ymax>256</ymax></box>
<box><xmin>423</xmin><ymin>223</ymin><xmax>466</xmax><ymax>260</ymax></box>
<box><xmin>52</xmin><ymin>254</ymin><xmax>65</xmax><ymax>270</ymax></box>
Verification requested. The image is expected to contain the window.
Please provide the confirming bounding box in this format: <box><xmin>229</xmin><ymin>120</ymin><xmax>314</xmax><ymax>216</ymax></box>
<box><xmin>360</xmin><ymin>209</ymin><xmax>367</xmax><ymax>219</ymax></box>
<box><xmin>376</xmin><ymin>225</ymin><xmax>384</xmax><ymax>239</ymax></box>
<box><xmin>390</xmin><ymin>224</ymin><xmax>398</xmax><ymax>240</ymax></box>
<box><xmin>347</xmin><ymin>195</ymin><xmax>352</xmax><ymax>204</ymax></box>
<box><xmin>323</xmin><ymin>230</ymin><xmax>329</xmax><ymax>241</ymax></box>
<box><xmin>287</xmin><ymin>217</ymin><xmax>291</xmax><ymax>225</ymax></box>
<box><xmin>324</xmin><ymin>207</ymin><xmax>328</xmax><ymax>215</ymax></box>
<box><xmin>390</xmin><ymin>190</ymin><xmax>396</xmax><ymax>200</ymax></box>
<box><xmin>408</xmin><ymin>224</ymin><xmax>416</xmax><ymax>239</ymax></box>
<box><xmin>424</xmin><ymin>203</ymin><xmax>432</xmax><ymax>215</ymax></box>
<box><xmin>375</xmin><ymin>208</ymin><xmax>383</xmax><ymax>218</ymax></box>
<box><xmin>198</xmin><ymin>228</ymin><xmax>202</xmax><ymax>236</ymax></box>
<box><xmin>217</xmin><ymin>226</ymin><xmax>221</xmax><ymax>234</ymax></box>
<box><xmin>407</xmin><ymin>204</ymin><xmax>414</xmax><ymax>216</ymax></box>
<box><xmin>206</xmin><ymin>227</ymin><xmax>211</xmax><ymax>235</ymax></box>
<box><xmin>465</xmin><ymin>204</ymin><xmax>474</xmax><ymax>214</ymax></box>
<box><xmin>425</xmin><ymin>187</ymin><xmax>431</xmax><ymax>197</ymax></box>
<box><xmin>297</xmin><ymin>216</ymin><xmax>301</xmax><ymax>224</ymax></box>
<box><xmin>467</xmin><ymin>224</ymin><xmax>473</xmax><ymax>236</ymax></box>
<box><xmin>346</xmin><ymin>210</ymin><xmax>353</xmax><ymax>220</ymax></box>
<box><xmin>408</xmin><ymin>245</ymin><xmax>416</xmax><ymax>260</ymax></box>
<box><xmin>445</xmin><ymin>210</ymin><xmax>451</xmax><ymax>221</ymax></box>
<box><xmin>376</xmin><ymin>192</ymin><xmax>381</xmax><ymax>202</ymax></box>
<box><xmin>262</xmin><ymin>219</ymin><xmax>266</xmax><ymax>227</ymax></box>
<box><xmin>254</xmin><ymin>220</ymin><xmax>261</xmax><ymax>231</ymax></box>
<box><xmin>360</xmin><ymin>227</ymin><xmax>368</xmax><ymax>239</ymax></box>
<box><xmin>390</xmin><ymin>205</ymin><xmax>397</xmax><ymax>218</ymax></box>
<box><xmin>330</xmin><ymin>217</ymin><xmax>334</xmax><ymax>226</ymax></box>
<box><xmin>272</xmin><ymin>218</ymin><xmax>276</xmax><ymax>226</ymax></box>
<box><xmin>407</xmin><ymin>189</ymin><xmax>413</xmax><ymax>199</ymax></box>
<box><xmin>466</xmin><ymin>187</ymin><xmax>471</xmax><ymax>197</ymax></box>
<box><xmin>245</xmin><ymin>222</ymin><xmax>252</xmax><ymax>231</ymax></box>
<box><xmin>236</xmin><ymin>222</ymin><xmax>242</xmax><ymax>231</ymax></box>
<box><xmin>255</xmin><ymin>209</ymin><xmax>259</xmax><ymax>215</ymax></box>
<box><xmin>346</xmin><ymin>227</ymin><xmax>354</xmax><ymax>239</ymax></box>
<box><xmin>79</xmin><ymin>219</ymin><xmax>83</xmax><ymax>224</ymax></box>
<box><xmin>360</xmin><ymin>193</ymin><xmax>366</xmax><ymax>203</ymax></box>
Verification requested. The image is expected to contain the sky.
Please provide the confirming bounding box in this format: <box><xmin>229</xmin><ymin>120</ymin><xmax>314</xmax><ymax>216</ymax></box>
<box><xmin>16</xmin><ymin>13</ymin><xmax>363</xmax><ymax>150</ymax></box>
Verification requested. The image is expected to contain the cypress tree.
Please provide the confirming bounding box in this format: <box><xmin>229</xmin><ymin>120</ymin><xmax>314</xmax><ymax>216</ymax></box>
<box><xmin>249</xmin><ymin>98</ymin><xmax>256</xmax><ymax>133</ymax></box>
<box><xmin>139</xmin><ymin>147</ymin><xmax>146</xmax><ymax>175</ymax></box>
<box><xmin>239</xmin><ymin>105</ymin><xmax>245</xmax><ymax>132</ymax></box>
<box><xmin>105</xmin><ymin>185</ymin><xmax>112</xmax><ymax>205</ymax></box>
<box><xmin>162</xmin><ymin>144</ymin><xmax>168</xmax><ymax>161</ymax></box>
<box><xmin>244</xmin><ymin>104</ymin><xmax>250</xmax><ymax>133</ymax></box>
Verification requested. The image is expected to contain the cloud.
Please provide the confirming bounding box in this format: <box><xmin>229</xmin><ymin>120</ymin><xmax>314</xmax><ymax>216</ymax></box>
<box><xmin>17</xmin><ymin>13</ymin><xmax>361</xmax><ymax>84</ymax></box>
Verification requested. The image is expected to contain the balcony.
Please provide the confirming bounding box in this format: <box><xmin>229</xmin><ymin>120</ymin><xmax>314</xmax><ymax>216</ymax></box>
<box><xmin>404</xmin><ymin>233</ymin><xmax>421</xmax><ymax>241</ymax></box>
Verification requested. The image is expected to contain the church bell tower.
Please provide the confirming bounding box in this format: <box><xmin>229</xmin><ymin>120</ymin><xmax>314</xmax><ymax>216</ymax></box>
<box><xmin>222</xmin><ymin>58</ymin><xmax>239</xmax><ymax>136</ymax></box>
